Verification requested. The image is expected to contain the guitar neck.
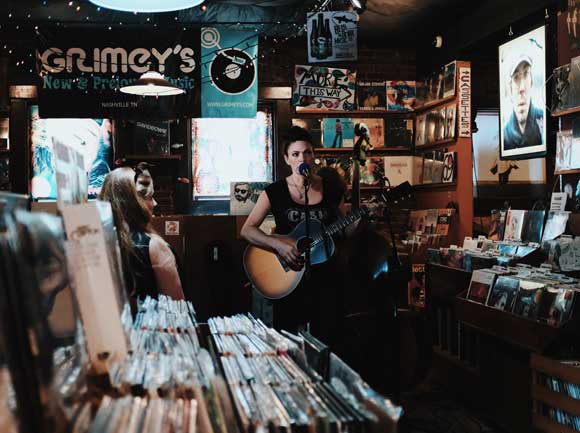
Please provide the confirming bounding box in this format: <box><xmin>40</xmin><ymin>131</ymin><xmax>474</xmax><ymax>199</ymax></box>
<box><xmin>312</xmin><ymin>209</ymin><xmax>365</xmax><ymax>244</ymax></box>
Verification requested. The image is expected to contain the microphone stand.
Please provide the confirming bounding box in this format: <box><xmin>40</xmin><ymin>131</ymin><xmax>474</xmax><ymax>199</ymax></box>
<box><xmin>378</xmin><ymin>177</ymin><xmax>402</xmax><ymax>271</ymax></box>
<box><xmin>303</xmin><ymin>175</ymin><xmax>311</xmax><ymax>280</ymax></box>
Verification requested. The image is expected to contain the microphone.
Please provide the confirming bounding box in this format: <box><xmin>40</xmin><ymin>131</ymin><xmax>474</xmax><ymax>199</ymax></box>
<box><xmin>298</xmin><ymin>162</ymin><xmax>310</xmax><ymax>178</ymax></box>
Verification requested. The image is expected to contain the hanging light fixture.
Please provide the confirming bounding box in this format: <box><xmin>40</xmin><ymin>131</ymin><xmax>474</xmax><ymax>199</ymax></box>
<box><xmin>120</xmin><ymin>71</ymin><xmax>185</xmax><ymax>97</ymax></box>
<box><xmin>88</xmin><ymin>0</ymin><xmax>204</xmax><ymax>13</ymax></box>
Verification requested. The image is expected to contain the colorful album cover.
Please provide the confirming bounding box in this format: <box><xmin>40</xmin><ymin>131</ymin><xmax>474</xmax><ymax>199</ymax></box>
<box><xmin>357</xmin><ymin>118</ymin><xmax>385</xmax><ymax>147</ymax></box>
<box><xmin>385</xmin><ymin>118</ymin><xmax>413</xmax><ymax>148</ymax></box>
<box><xmin>316</xmin><ymin>155</ymin><xmax>352</xmax><ymax>184</ymax></box>
<box><xmin>134</xmin><ymin>120</ymin><xmax>170</xmax><ymax>155</ymax></box>
<box><xmin>504</xmin><ymin>209</ymin><xmax>527</xmax><ymax>241</ymax></box>
<box><xmin>487</xmin><ymin>275</ymin><xmax>520</xmax><ymax>311</ymax></box>
<box><xmin>386</xmin><ymin>81</ymin><xmax>416</xmax><ymax>111</ymax></box>
<box><xmin>292</xmin><ymin>65</ymin><xmax>357</xmax><ymax>110</ymax></box>
<box><xmin>292</xmin><ymin>118</ymin><xmax>322</xmax><ymax>148</ymax></box>
<box><xmin>522</xmin><ymin>210</ymin><xmax>545</xmax><ymax>244</ymax></box>
<box><xmin>423</xmin><ymin>209</ymin><xmax>438</xmax><ymax>235</ymax></box>
<box><xmin>356</xmin><ymin>156</ymin><xmax>384</xmax><ymax>186</ymax></box>
<box><xmin>488</xmin><ymin>210</ymin><xmax>507</xmax><ymax>241</ymax></box>
<box><xmin>445</xmin><ymin>104</ymin><xmax>457</xmax><ymax>139</ymax></box>
<box><xmin>467</xmin><ymin>270</ymin><xmax>497</xmax><ymax>304</ymax></box>
<box><xmin>322</xmin><ymin>118</ymin><xmax>355</xmax><ymax>148</ymax></box>
<box><xmin>447</xmin><ymin>247</ymin><xmax>464</xmax><ymax>268</ymax></box>
<box><xmin>408</xmin><ymin>263</ymin><xmax>426</xmax><ymax>308</ymax></box>
<box><xmin>513</xmin><ymin>280</ymin><xmax>544</xmax><ymax>319</ymax></box>
<box><xmin>229</xmin><ymin>181</ymin><xmax>269</xmax><ymax>215</ymax></box>
<box><xmin>443</xmin><ymin>61</ymin><xmax>457</xmax><ymax>98</ymax></box>
<box><xmin>498</xmin><ymin>242</ymin><xmax>518</xmax><ymax>256</ymax></box>
<box><xmin>415</xmin><ymin>79</ymin><xmax>428</xmax><ymax>108</ymax></box>
<box><xmin>415</xmin><ymin>114</ymin><xmax>427</xmax><ymax>147</ymax></box>
<box><xmin>357</xmin><ymin>81</ymin><xmax>386</xmax><ymax>110</ymax></box>
<box><xmin>436</xmin><ymin>209</ymin><xmax>455</xmax><ymax>236</ymax></box>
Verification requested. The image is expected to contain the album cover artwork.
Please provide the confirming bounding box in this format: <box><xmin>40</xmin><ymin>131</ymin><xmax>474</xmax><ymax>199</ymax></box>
<box><xmin>467</xmin><ymin>270</ymin><xmax>496</xmax><ymax>304</ymax></box>
<box><xmin>432</xmin><ymin>67</ymin><xmax>445</xmax><ymax>101</ymax></box>
<box><xmin>292</xmin><ymin>118</ymin><xmax>322</xmax><ymax>148</ymax></box>
<box><xmin>322</xmin><ymin>118</ymin><xmax>355</xmax><ymax>148</ymax></box>
<box><xmin>423</xmin><ymin>209</ymin><xmax>439</xmax><ymax>235</ymax></box>
<box><xmin>356</xmin><ymin>156</ymin><xmax>384</xmax><ymax>186</ymax></box>
<box><xmin>408</xmin><ymin>264</ymin><xmax>426</xmax><ymax>308</ymax></box>
<box><xmin>442</xmin><ymin>152</ymin><xmax>456</xmax><ymax>183</ymax></box>
<box><xmin>545</xmin><ymin>288</ymin><xmax>576</xmax><ymax>326</ymax></box>
<box><xmin>386</xmin><ymin>81</ymin><xmax>416</xmax><ymax>111</ymax></box>
<box><xmin>357</xmin><ymin>118</ymin><xmax>385</xmax><ymax>147</ymax></box>
<box><xmin>415</xmin><ymin>79</ymin><xmax>428</xmax><ymax>108</ymax></box>
<box><xmin>552</xmin><ymin>64</ymin><xmax>573</xmax><ymax>115</ymax></box>
<box><xmin>445</xmin><ymin>104</ymin><xmax>457</xmax><ymax>139</ymax></box>
<box><xmin>488</xmin><ymin>210</ymin><xmax>507</xmax><ymax>241</ymax></box>
<box><xmin>229</xmin><ymin>181</ymin><xmax>269</xmax><ymax>215</ymax></box>
<box><xmin>513</xmin><ymin>280</ymin><xmax>544</xmax><ymax>319</ymax></box>
<box><xmin>443</xmin><ymin>61</ymin><xmax>456</xmax><ymax>98</ymax></box>
<box><xmin>522</xmin><ymin>210</ymin><xmax>545</xmax><ymax>244</ymax></box>
<box><xmin>487</xmin><ymin>275</ymin><xmax>520</xmax><ymax>311</ymax></box>
<box><xmin>385</xmin><ymin>118</ymin><xmax>413</xmax><ymax>148</ymax></box>
<box><xmin>435</xmin><ymin>107</ymin><xmax>446</xmax><ymax>142</ymax></box>
<box><xmin>426</xmin><ymin>111</ymin><xmax>437</xmax><ymax>143</ymax></box>
<box><xmin>542</xmin><ymin>211</ymin><xmax>569</xmax><ymax>242</ymax></box>
<box><xmin>431</xmin><ymin>151</ymin><xmax>444</xmax><ymax>183</ymax></box>
<box><xmin>356</xmin><ymin>81</ymin><xmax>386</xmax><ymax>110</ymax></box>
<box><xmin>316</xmin><ymin>155</ymin><xmax>352</xmax><ymax>184</ymax></box>
<box><xmin>415</xmin><ymin>114</ymin><xmax>427</xmax><ymax>147</ymax></box>
<box><xmin>555</xmin><ymin>130</ymin><xmax>580</xmax><ymax>173</ymax></box>
<box><xmin>504</xmin><ymin>209</ymin><xmax>527</xmax><ymax>241</ymax></box>
<box><xmin>134</xmin><ymin>120</ymin><xmax>170</xmax><ymax>156</ymax></box>
<box><xmin>498</xmin><ymin>242</ymin><xmax>519</xmax><ymax>256</ymax></box>
<box><xmin>436</xmin><ymin>209</ymin><xmax>455</xmax><ymax>236</ymax></box>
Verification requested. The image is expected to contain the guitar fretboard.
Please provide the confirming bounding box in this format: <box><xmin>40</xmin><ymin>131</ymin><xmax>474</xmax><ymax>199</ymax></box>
<box><xmin>311</xmin><ymin>208</ymin><xmax>367</xmax><ymax>246</ymax></box>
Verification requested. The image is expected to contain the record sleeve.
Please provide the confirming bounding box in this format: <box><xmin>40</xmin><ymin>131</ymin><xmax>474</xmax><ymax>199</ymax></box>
<box><xmin>467</xmin><ymin>270</ymin><xmax>496</xmax><ymax>304</ymax></box>
<box><xmin>445</xmin><ymin>104</ymin><xmax>456</xmax><ymax>139</ymax></box>
<box><xmin>487</xmin><ymin>275</ymin><xmax>520</xmax><ymax>311</ymax></box>
<box><xmin>504</xmin><ymin>209</ymin><xmax>527</xmax><ymax>241</ymax></box>
<box><xmin>322</xmin><ymin>118</ymin><xmax>355</xmax><ymax>148</ymax></box>
<box><xmin>522</xmin><ymin>210</ymin><xmax>545</xmax><ymax>244</ymax></box>
<box><xmin>357</xmin><ymin>118</ymin><xmax>385</xmax><ymax>147</ymax></box>
<box><xmin>512</xmin><ymin>280</ymin><xmax>544</xmax><ymax>319</ymax></box>
<box><xmin>292</xmin><ymin>118</ymin><xmax>322</xmax><ymax>148</ymax></box>
<box><xmin>542</xmin><ymin>211</ymin><xmax>569</xmax><ymax>242</ymax></box>
<box><xmin>415</xmin><ymin>114</ymin><xmax>427</xmax><ymax>147</ymax></box>
<box><xmin>356</xmin><ymin>81</ymin><xmax>386</xmax><ymax>111</ymax></box>
<box><xmin>443</xmin><ymin>61</ymin><xmax>456</xmax><ymax>98</ymax></box>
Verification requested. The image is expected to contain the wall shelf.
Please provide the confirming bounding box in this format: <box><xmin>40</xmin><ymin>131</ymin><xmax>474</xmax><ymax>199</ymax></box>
<box><xmin>414</xmin><ymin>182</ymin><xmax>457</xmax><ymax>190</ymax></box>
<box><xmin>315</xmin><ymin>146</ymin><xmax>412</xmax><ymax>153</ymax></box>
<box><xmin>415</xmin><ymin>94</ymin><xmax>457</xmax><ymax>112</ymax></box>
<box><xmin>415</xmin><ymin>138</ymin><xmax>456</xmax><ymax>151</ymax></box>
<box><xmin>294</xmin><ymin>108</ymin><xmax>413</xmax><ymax>116</ymax></box>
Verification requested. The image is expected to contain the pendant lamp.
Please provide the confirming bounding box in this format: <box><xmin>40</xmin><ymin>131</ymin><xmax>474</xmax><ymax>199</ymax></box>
<box><xmin>88</xmin><ymin>0</ymin><xmax>204</xmax><ymax>13</ymax></box>
<box><xmin>120</xmin><ymin>71</ymin><xmax>185</xmax><ymax>97</ymax></box>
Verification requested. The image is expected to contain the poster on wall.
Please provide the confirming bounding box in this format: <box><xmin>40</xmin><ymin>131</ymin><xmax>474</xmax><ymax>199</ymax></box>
<box><xmin>229</xmin><ymin>181</ymin><xmax>269</xmax><ymax>215</ymax></box>
<box><xmin>498</xmin><ymin>26</ymin><xmax>546</xmax><ymax>160</ymax></box>
<box><xmin>292</xmin><ymin>65</ymin><xmax>357</xmax><ymax>110</ymax></box>
<box><xmin>473</xmin><ymin>111</ymin><xmax>545</xmax><ymax>185</ymax></box>
<box><xmin>201</xmin><ymin>27</ymin><xmax>258</xmax><ymax>118</ymax></box>
<box><xmin>36</xmin><ymin>30</ymin><xmax>200</xmax><ymax>118</ymax></box>
<box><xmin>30</xmin><ymin>105</ymin><xmax>113</xmax><ymax>200</ymax></box>
<box><xmin>307</xmin><ymin>11</ymin><xmax>358</xmax><ymax>63</ymax></box>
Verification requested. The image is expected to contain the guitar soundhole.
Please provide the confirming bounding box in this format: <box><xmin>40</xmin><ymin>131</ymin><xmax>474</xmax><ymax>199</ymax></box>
<box><xmin>296</xmin><ymin>237</ymin><xmax>312</xmax><ymax>252</ymax></box>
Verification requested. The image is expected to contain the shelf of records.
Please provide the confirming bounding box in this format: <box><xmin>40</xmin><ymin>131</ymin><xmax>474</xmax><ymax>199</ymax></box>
<box><xmin>455</xmin><ymin>265</ymin><xmax>580</xmax><ymax>353</ymax></box>
<box><xmin>531</xmin><ymin>354</ymin><xmax>580</xmax><ymax>433</ymax></box>
<box><xmin>0</xmin><ymin>197</ymin><xmax>401</xmax><ymax>433</ymax></box>
<box><xmin>313</xmin><ymin>152</ymin><xmax>457</xmax><ymax>190</ymax></box>
<box><xmin>402</xmin><ymin>208</ymin><xmax>457</xmax><ymax>252</ymax></box>
<box><xmin>294</xmin><ymin>61</ymin><xmax>458</xmax><ymax>113</ymax></box>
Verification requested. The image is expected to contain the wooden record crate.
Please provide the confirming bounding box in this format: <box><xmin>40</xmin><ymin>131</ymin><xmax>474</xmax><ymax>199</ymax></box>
<box><xmin>531</xmin><ymin>353</ymin><xmax>580</xmax><ymax>433</ymax></box>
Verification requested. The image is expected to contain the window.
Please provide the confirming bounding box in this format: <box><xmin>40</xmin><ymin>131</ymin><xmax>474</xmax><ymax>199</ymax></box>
<box><xmin>192</xmin><ymin>106</ymin><xmax>273</xmax><ymax>199</ymax></box>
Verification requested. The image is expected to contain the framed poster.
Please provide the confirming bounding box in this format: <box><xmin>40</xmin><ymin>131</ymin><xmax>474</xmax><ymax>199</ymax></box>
<box><xmin>499</xmin><ymin>26</ymin><xmax>546</xmax><ymax>160</ymax></box>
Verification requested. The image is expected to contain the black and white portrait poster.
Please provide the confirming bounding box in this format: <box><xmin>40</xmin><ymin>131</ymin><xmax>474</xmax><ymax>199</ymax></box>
<box><xmin>307</xmin><ymin>11</ymin><xmax>358</xmax><ymax>63</ymax></box>
<box><xmin>499</xmin><ymin>26</ymin><xmax>546</xmax><ymax>160</ymax></box>
<box><xmin>229</xmin><ymin>181</ymin><xmax>268</xmax><ymax>215</ymax></box>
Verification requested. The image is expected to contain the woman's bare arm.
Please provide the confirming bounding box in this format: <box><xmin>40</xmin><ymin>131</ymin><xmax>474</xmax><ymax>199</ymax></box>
<box><xmin>149</xmin><ymin>234</ymin><xmax>185</xmax><ymax>300</ymax></box>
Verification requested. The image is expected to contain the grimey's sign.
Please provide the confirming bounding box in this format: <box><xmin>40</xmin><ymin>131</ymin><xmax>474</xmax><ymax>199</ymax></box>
<box><xmin>36</xmin><ymin>31</ymin><xmax>201</xmax><ymax>118</ymax></box>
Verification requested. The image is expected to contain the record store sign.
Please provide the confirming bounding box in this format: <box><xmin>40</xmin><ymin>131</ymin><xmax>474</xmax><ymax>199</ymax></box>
<box><xmin>36</xmin><ymin>31</ymin><xmax>201</xmax><ymax>118</ymax></box>
<box><xmin>292</xmin><ymin>65</ymin><xmax>357</xmax><ymax>110</ymax></box>
<box><xmin>201</xmin><ymin>27</ymin><xmax>258</xmax><ymax>118</ymax></box>
<box><xmin>458</xmin><ymin>66</ymin><xmax>471</xmax><ymax>138</ymax></box>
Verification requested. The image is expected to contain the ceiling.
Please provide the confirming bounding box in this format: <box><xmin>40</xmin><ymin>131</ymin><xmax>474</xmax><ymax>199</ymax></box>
<box><xmin>0</xmin><ymin>0</ymin><xmax>471</xmax><ymax>44</ymax></box>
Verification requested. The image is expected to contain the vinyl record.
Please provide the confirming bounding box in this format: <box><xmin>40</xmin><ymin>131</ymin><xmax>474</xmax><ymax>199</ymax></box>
<box><xmin>210</xmin><ymin>48</ymin><xmax>256</xmax><ymax>95</ymax></box>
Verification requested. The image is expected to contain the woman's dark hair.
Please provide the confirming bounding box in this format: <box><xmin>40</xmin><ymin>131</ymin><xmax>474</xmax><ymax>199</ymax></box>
<box><xmin>283</xmin><ymin>126</ymin><xmax>313</xmax><ymax>155</ymax></box>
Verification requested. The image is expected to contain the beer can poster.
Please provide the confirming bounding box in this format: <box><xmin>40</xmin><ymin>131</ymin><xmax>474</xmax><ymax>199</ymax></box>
<box><xmin>307</xmin><ymin>11</ymin><xmax>358</xmax><ymax>63</ymax></box>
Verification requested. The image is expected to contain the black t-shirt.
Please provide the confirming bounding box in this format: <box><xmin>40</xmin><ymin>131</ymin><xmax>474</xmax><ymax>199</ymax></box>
<box><xmin>265</xmin><ymin>176</ymin><xmax>343</xmax><ymax>235</ymax></box>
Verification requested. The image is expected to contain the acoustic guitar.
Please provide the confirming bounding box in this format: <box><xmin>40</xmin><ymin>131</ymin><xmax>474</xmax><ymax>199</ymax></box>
<box><xmin>243</xmin><ymin>207</ymin><xmax>367</xmax><ymax>299</ymax></box>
